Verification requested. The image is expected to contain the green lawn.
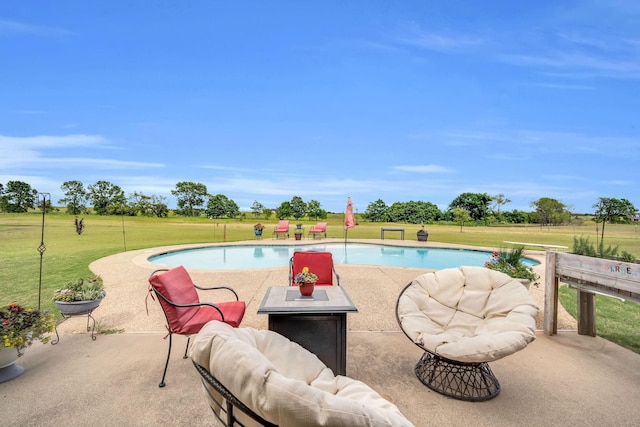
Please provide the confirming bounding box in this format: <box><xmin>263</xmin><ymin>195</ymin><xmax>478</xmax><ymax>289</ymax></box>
<box><xmin>2</xmin><ymin>211</ymin><xmax>639</xmax><ymax>352</ymax></box>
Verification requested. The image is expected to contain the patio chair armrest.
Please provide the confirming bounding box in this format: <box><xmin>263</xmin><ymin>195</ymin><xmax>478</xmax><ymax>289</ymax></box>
<box><xmin>194</xmin><ymin>284</ymin><xmax>240</xmax><ymax>301</ymax></box>
<box><xmin>153</xmin><ymin>289</ymin><xmax>226</xmax><ymax>321</ymax></box>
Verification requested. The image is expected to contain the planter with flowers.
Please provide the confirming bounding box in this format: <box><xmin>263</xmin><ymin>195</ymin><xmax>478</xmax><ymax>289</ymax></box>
<box><xmin>417</xmin><ymin>226</ymin><xmax>429</xmax><ymax>242</ymax></box>
<box><xmin>1</xmin><ymin>303</ymin><xmax>55</xmax><ymax>383</ymax></box>
<box><xmin>254</xmin><ymin>223</ymin><xmax>265</xmax><ymax>239</ymax></box>
<box><xmin>294</xmin><ymin>267</ymin><xmax>318</xmax><ymax>297</ymax></box>
<box><xmin>485</xmin><ymin>246</ymin><xmax>540</xmax><ymax>289</ymax></box>
<box><xmin>53</xmin><ymin>276</ymin><xmax>106</xmax><ymax>315</ymax></box>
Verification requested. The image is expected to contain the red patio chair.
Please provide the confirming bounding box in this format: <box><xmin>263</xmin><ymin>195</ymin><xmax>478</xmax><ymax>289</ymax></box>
<box><xmin>307</xmin><ymin>222</ymin><xmax>327</xmax><ymax>239</ymax></box>
<box><xmin>147</xmin><ymin>266</ymin><xmax>246</xmax><ymax>387</ymax></box>
<box><xmin>289</xmin><ymin>251</ymin><xmax>340</xmax><ymax>286</ymax></box>
<box><xmin>272</xmin><ymin>220</ymin><xmax>290</xmax><ymax>239</ymax></box>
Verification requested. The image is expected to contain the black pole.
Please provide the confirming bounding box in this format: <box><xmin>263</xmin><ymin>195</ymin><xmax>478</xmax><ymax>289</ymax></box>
<box><xmin>37</xmin><ymin>193</ymin><xmax>50</xmax><ymax>311</ymax></box>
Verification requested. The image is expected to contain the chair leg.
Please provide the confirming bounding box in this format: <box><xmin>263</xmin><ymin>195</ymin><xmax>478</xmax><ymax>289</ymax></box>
<box><xmin>159</xmin><ymin>333</ymin><xmax>173</xmax><ymax>388</ymax></box>
<box><xmin>414</xmin><ymin>351</ymin><xmax>500</xmax><ymax>401</ymax></box>
<box><xmin>183</xmin><ymin>336</ymin><xmax>191</xmax><ymax>359</ymax></box>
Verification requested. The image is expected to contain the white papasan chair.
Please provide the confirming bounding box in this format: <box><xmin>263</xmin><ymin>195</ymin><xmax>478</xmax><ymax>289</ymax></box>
<box><xmin>396</xmin><ymin>266</ymin><xmax>539</xmax><ymax>401</ymax></box>
<box><xmin>190</xmin><ymin>320</ymin><xmax>415</xmax><ymax>427</ymax></box>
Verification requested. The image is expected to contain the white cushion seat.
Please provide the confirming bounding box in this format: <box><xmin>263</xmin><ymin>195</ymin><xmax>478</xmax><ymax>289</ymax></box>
<box><xmin>396</xmin><ymin>266</ymin><xmax>539</xmax><ymax>400</ymax></box>
<box><xmin>190</xmin><ymin>320</ymin><xmax>415</xmax><ymax>427</ymax></box>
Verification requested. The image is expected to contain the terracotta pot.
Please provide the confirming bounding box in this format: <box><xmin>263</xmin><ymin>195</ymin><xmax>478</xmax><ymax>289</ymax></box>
<box><xmin>299</xmin><ymin>282</ymin><xmax>315</xmax><ymax>297</ymax></box>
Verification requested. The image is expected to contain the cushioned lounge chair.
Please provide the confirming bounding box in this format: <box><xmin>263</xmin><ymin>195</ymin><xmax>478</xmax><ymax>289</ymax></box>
<box><xmin>396</xmin><ymin>266</ymin><xmax>538</xmax><ymax>401</ymax></box>
<box><xmin>288</xmin><ymin>251</ymin><xmax>340</xmax><ymax>286</ymax></box>
<box><xmin>307</xmin><ymin>222</ymin><xmax>327</xmax><ymax>239</ymax></box>
<box><xmin>272</xmin><ymin>220</ymin><xmax>289</xmax><ymax>239</ymax></box>
<box><xmin>147</xmin><ymin>266</ymin><xmax>246</xmax><ymax>387</ymax></box>
<box><xmin>190</xmin><ymin>321</ymin><xmax>415</xmax><ymax>427</ymax></box>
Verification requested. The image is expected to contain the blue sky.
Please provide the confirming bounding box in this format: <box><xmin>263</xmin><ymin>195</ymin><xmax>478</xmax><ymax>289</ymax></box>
<box><xmin>1</xmin><ymin>1</ymin><xmax>639</xmax><ymax>215</ymax></box>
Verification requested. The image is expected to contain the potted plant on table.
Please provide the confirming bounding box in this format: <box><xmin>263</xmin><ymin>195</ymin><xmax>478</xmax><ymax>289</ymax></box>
<box><xmin>294</xmin><ymin>267</ymin><xmax>318</xmax><ymax>297</ymax></box>
<box><xmin>1</xmin><ymin>303</ymin><xmax>55</xmax><ymax>382</ymax></box>
<box><xmin>53</xmin><ymin>276</ymin><xmax>106</xmax><ymax>315</ymax></box>
<box><xmin>485</xmin><ymin>246</ymin><xmax>539</xmax><ymax>288</ymax></box>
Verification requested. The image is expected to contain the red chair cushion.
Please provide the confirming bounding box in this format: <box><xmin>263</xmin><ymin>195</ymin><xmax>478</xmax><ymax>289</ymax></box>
<box><xmin>149</xmin><ymin>266</ymin><xmax>201</xmax><ymax>331</ymax></box>
<box><xmin>149</xmin><ymin>266</ymin><xmax>246</xmax><ymax>333</ymax></box>
<box><xmin>291</xmin><ymin>251</ymin><xmax>335</xmax><ymax>286</ymax></box>
<box><xmin>175</xmin><ymin>301</ymin><xmax>246</xmax><ymax>334</ymax></box>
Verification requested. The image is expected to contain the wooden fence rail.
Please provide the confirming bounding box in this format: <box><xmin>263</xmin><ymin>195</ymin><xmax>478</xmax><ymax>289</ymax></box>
<box><xmin>544</xmin><ymin>251</ymin><xmax>640</xmax><ymax>336</ymax></box>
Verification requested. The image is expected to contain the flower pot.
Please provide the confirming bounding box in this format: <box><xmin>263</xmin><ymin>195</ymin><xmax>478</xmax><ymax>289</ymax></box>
<box><xmin>294</xmin><ymin>233</ymin><xmax>303</xmax><ymax>241</ymax></box>
<box><xmin>417</xmin><ymin>232</ymin><xmax>428</xmax><ymax>242</ymax></box>
<box><xmin>0</xmin><ymin>346</ymin><xmax>24</xmax><ymax>383</ymax></box>
<box><xmin>55</xmin><ymin>298</ymin><xmax>102</xmax><ymax>315</ymax></box>
<box><xmin>299</xmin><ymin>282</ymin><xmax>315</xmax><ymax>297</ymax></box>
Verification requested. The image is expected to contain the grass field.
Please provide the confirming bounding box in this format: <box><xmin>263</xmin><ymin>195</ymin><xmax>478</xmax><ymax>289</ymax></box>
<box><xmin>2</xmin><ymin>211</ymin><xmax>639</xmax><ymax>352</ymax></box>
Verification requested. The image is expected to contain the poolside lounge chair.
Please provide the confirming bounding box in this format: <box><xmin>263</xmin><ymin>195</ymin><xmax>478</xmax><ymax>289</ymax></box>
<box><xmin>396</xmin><ymin>266</ymin><xmax>538</xmax><ymax>401</ymax></box>
<box><xmin>272</xmin><ymin>220</ymin><xmax>289</xmax><ymax>239</ymax></box>
<box><xmin>289</xmin><ymin>251</ymin><xmax>340</xmax><ymax>286</ymax></box>
<box><xmin>307</xmin><ymin>222</ymin><xmax>327</xmax><ymax>239</ymax></box>
<box><xmin>190</xmin><ymin>321</ymin><xmax>415</xmax><ymax>427</ymax></box>
<box><xmin>147</xmin><ymin>266</ymin><xmax>246</xmax><ymax>387</ymax></box>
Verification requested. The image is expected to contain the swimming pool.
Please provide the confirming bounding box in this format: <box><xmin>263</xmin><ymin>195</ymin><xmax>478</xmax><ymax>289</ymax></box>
<box><xmin>149</xmin><ymin>243</ymin><xmax>539</xmax><ymax>271</ymax></box>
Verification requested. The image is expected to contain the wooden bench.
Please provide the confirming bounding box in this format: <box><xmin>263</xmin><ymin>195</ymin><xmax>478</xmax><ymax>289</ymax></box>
<box><xmin>381</xmin><ymin>227</ymin><xmax>404</xmax><ymax>240</ymax></box>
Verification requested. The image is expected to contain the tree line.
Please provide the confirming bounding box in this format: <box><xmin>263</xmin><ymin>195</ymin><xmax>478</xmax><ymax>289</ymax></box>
<box><xmin>0</xmin><ymin>181</ymin><xmax>637</xmax><ymax>232</ymax></box>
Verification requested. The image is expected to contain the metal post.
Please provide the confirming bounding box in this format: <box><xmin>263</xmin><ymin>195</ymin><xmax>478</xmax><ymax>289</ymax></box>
<box><xmin>37</xmin><ymin>193</ymin><xmax>50</xmax><ymax>311</ymax></box>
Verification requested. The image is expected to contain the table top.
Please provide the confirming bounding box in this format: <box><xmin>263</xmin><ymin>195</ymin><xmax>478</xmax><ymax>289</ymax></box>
<box><xmin>257</xmin><ymin>286</ymin><xmax>358</xmax><ymax>314</ymax></box>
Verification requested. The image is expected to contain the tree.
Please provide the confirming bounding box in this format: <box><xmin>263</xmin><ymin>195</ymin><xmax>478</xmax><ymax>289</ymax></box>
<box><xmin>387</xmin><ymin>201</ymin><xmax>442</xmax><ymax>224</ymax></box>
<box><xmin>275</xmin><ymin>201</ymin><xmax>292</xmax><ymax>219</ymax></box>
<box><xmin>448</xmin><ymin>192</ymin><xmax>492</xmax><ymax>221</ymax></box>
<box><xmin>250</xmin><ymin>200</ymin><xmax>265</xmax><ymax>218</ymax></box>
<box><xmin>128</xmin><ymin>192</ymin><xmax>167</xmax><ymax>217</ymax></box>
<box><xmin>289</xmin><ymin>196</ymin><xmax>307</xmax><ymax>220</ymax></box>
<box><xmin>306</xmin><ymin>199</ymin><xmax>327</xmax><ymax>220</ymax></box>
<box><xmin>491</xmin><ymin>193</ymin><xmax>511</xmax><ymax>214</ymax></box>
<box><xmin>363</xmin><ymin>199</ymin><xmax>388</xmax><ymax>222</ymax></box>
<box><xmin>262</xmin><ymin>207</ymin><xmax>273</xmax><ymax>220</ymax></box>
<box><xmin>453</xmin><ymin>208</ymin><xmax>471</xmax><ymax>232</ymax></box>
<box><xmin>593</xmin><ymin>197</ymin><xmax>637</xmax><ymax>252</ymax></box>
<box><xmin>206</xmin><ymin>194</ymin><xmax>239</xmax><ymax>219</ymax></box>
<box><xmin>87</xmin><ymin>180</ymin><xmax>126</xmax><ymax>215</ymax></box>
<box><xmin>530</xmin><ymin>197</ymin><xmax>570</xmax><ymax>226</ymax></box>
<box><xmin>59</xmin><ymin>180</ymin><xmax>88</xmax><ymax>215</ymax></box>
<box><xmin>171</xmin><ymin>181</ymin><xmax>208</xmax><ymax>217</ymax></box>
<box><xmin>0</xmin><ymin>182</ymin><xmax>7</xmax><ymax>212</ymax></box>
<box><xmin>3</xmin><ymin>180</ymin><xmax>38</xmax><ymax>213</ymax></box>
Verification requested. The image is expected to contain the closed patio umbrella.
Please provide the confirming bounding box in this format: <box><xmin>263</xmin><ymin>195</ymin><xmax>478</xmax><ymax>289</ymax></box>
<box><xmin>344</xmin><ymin>197</ymin><xmax>355</xmax><ymax>243</ymax></box>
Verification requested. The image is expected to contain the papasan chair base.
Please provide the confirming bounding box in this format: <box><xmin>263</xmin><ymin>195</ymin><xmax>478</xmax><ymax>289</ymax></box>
<box><xmin>414</xmin><ymin>351</ymin><xmax>500</xmax><ymax>402</ymax></box>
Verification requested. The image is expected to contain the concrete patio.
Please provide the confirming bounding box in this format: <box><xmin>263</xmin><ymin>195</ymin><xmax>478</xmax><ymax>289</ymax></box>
<box><xmin>3</xmin><ymin>240</ymin><xmax>640</xmax><ymax>426</ymax></box>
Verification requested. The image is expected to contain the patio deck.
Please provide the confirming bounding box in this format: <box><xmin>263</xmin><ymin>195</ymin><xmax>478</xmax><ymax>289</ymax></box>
<box><xmin>3</xmin><ymin>239</ymin><xmax>640</xmax><ymax>426</ymax></box>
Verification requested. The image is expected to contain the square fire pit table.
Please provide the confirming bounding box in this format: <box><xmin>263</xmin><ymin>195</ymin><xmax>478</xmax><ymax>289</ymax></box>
<box><xmin>257</xmin><ymin>286</ymin><xmax>358</xmax><ymax>375</ymax></box>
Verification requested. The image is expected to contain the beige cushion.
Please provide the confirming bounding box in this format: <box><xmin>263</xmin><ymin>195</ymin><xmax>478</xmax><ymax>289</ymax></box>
<box><xmin>397</xmin><ymin>266</ymin><xmax>538</xmax><ymax>363</ymax></box>
<box><xmin>190</xmin><ymin>321</ymin><xmax>414</xmax><ymax>427</ymax></box>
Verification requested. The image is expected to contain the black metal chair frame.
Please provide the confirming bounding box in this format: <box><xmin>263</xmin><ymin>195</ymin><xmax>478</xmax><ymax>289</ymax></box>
<box><xmin>193</xmin><ymin>361</ymin><xmax>278</xmax><ymax>427</ymax></box>
<box><xmin>148</xmin><ymin>269</ymin><xmax>240</xmax><ymax>388</ymax></box>
<box><xmin>395</xmin><ymin>282</ymin><xmax>500</xmax><ymax>402</ymax></box>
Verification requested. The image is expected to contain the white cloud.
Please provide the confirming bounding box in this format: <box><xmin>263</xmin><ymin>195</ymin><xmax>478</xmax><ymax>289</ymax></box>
<box><xmin>0</xmin><ymin>19</ymin><xmax>75</xmax><ymax>37</ymax></box>
<box><xmin>394</xmin><ymin>165</ymin><xmax>454</xmax><ymax>173</ymax></box>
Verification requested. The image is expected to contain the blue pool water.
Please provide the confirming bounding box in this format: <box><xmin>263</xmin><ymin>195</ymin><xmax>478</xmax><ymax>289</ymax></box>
<box><xmin>149</xmin><ymin>243</ymin><xmax>539</xmax><ymax>271</ymax></box>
